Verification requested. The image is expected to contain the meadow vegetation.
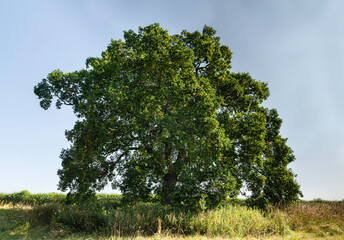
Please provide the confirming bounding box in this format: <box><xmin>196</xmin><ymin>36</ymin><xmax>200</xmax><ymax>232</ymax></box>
<box><xmin>1</xmin><ymin>191</ymin><xmax>343</xmax><ymax>239</ymax></box>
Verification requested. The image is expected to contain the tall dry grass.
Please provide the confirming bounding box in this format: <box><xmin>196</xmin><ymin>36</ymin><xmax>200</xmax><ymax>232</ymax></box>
<box><xmin>2</xmin><ymin>193</ymin><xmax>344</xmax><ymax>239</ymax></box>
<box><xmin>50</xmin><ymin>202</ymin><xmax>290</xmax><ymax>238</ymax></box>
<box><xmin>282</xmin><ymin>202</ymin><xmax>344</xmax><ymax>237</ymax></box>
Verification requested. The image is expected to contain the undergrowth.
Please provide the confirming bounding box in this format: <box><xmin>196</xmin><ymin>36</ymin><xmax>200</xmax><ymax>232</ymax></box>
<box><xmin>49</xmin><ymin>202</ymin><xmax>289</xmax><ymax>238</ymax></box>
<box><xmin>1</xmin><ymin>192</ymin><xmax>343</xmax><ymax>239</ymax></box>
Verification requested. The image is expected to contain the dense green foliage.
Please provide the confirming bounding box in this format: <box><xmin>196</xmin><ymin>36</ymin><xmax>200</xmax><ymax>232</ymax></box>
<box><xmin>0</xmin><ymin>191</ymin><xmax>121</xmax><ymax>206</ymax></box>
<box><xmin>0</xmin><ymin>190</ymin><xmax>65</xmax><ymax>205</ymax></box>
<box><xmin>34</xmin><ymin>23</ymin><xmax>301</xmax><ymax>207</ymax></box>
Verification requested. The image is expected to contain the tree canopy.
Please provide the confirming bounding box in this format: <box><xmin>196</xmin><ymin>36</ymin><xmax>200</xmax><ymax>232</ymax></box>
<box><xmin>34</xmin><ymin>23</ymin><xmax>302</xmax><ymax>207</ymax></box>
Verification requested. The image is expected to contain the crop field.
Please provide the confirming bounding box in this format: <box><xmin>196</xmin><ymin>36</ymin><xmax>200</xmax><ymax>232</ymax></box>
<box><xmin>0</xmin><ymin>191</ymin><xmax>343</xmax><ymax>239</ymax></box>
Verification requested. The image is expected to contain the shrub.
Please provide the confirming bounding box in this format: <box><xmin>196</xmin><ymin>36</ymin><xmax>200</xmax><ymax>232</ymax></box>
<box><xmin>28</xmin><ymin>203</ymin><xmax>61</xmax><ymax>226</ymax></box>
<box><xmin>0</xmin><ymin>191</ymin><xmax>66</xmax><ymax>205</ymax></box>
<box><xmin>6</xmin><ymin>190</ymin><xmax>31</xmax><ymax>205</ymax></box>
<box><xmin>52</xmin><ymin>203</ymin><xmax>107</xmax><ymax>232</ymax></box>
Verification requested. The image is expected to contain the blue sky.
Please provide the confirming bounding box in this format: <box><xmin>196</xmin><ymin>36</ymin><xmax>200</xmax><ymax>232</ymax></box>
<box><xmin>1</xmin><ymin>0</ymin><xmax>343</xmax><ymax>200</ymax></box>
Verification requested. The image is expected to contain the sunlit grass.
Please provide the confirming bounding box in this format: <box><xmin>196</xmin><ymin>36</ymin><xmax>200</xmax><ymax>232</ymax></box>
<box><xmin>0</xmin><ymin>203</ymin><xmax>288</xmax><ymax>239</ymax></box>
<box><xmin>1</xmin><ymin>194</ymin><xmax>344</xmax><ymax>240</ymax></box>
<box><xmin>282</xmin><ymin>201</ymin><xmax>344</xmax><ymax>237</ymax></box>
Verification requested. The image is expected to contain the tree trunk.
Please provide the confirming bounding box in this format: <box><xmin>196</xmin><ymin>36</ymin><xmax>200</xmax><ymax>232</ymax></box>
<box><xmin>163</xmin><ymin>172</ymin><xmax>177</xmax><ymax>205</ymax></box>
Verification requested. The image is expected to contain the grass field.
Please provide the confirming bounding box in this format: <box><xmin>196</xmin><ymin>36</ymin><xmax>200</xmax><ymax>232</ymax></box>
<box><xmin>0</xmin><ymin>192</ymin><xmax>343</xmax><ymax>239</ymax></box>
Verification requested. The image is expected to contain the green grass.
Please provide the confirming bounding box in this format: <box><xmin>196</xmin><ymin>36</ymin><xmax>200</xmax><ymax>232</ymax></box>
<box><xmin>48</xmin><ymin>202</ymin><xmax>289</xmax><ymax>237</ymax></box>
<box><xmin>0</xmin><ymin>192</ymin><xmax>344</xmax><ymax>239</ymax></box>
<box><xmin>0</xmin><ymin>203</ymin><xmax>289</xmax><ymax>239</ymax></box>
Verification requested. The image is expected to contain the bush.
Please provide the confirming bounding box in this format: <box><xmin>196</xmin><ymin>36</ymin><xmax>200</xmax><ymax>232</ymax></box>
<box><xmin>0</xmin><ymin>193</ymin><xmax>6</xmax><ymax>205</ymax></box>
<box><xmin>0</xmin><ymin>191</ymin><xmax>66</xmax><ymax>205</ymax></box>
<box><xmin>28</xmin><ymin>203</ymin><xmax>61</xmax><ymax>226</ymax></box>
<box><xmin>52</xmin><ymin>203</ymin><xmax>107</xmax><ymax>232</ymax></box>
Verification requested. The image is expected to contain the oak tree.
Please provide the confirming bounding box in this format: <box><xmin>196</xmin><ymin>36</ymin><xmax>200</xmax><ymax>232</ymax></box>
<box><xmin>34</xmin><ymin>24</ymin><xmax>302</xmax><ymax>207</ymax></box>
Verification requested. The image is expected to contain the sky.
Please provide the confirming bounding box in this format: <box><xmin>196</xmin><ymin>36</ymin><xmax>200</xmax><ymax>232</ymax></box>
<box><xmin>0</xmin><ymin>0</ymin><xmax>343</xmax><ymax>200</ymax></box>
